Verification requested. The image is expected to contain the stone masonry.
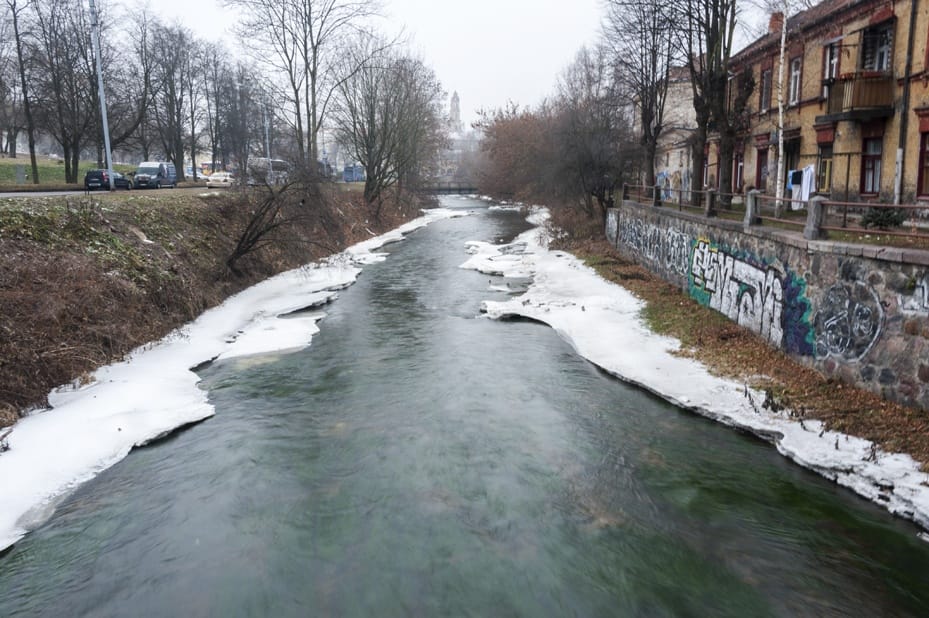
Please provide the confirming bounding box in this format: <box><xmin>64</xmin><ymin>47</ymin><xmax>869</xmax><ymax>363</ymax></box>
<box><xmin>606</xmin><ymin>201</ymin><xmax>929</xmax><ymax>411</ymax></box>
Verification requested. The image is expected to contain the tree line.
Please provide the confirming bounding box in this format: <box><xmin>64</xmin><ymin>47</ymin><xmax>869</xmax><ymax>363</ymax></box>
<box><xmin>0</xmin><ymin>0</ymin><xmax>446</xmax><ymax>206</ymax></box>
<box><xmin>474</xmin><ymin>0</ymin><xmax>756</xmax><ymax>220</ymax></box>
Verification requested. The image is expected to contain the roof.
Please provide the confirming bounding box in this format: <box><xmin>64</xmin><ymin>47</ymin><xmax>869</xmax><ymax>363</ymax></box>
<box><xmin>731</xmin><ymin>0</ymin><xmax>879</xmax><ymax>63</ymax></box>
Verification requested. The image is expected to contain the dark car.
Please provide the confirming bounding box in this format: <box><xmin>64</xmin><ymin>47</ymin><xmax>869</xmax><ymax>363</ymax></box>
<box><xmin>84</xmin><ymin>169</ymin><xmax>132</xmax><ymax>191</ymax></box>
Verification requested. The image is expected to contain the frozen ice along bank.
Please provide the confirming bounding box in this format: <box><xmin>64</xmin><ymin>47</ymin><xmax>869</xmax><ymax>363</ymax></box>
<box><xmin>0</xmin><ymin>208</ymin><xmax>466</xmax><ymax>552</ymax></box>
<box><xmin>463</xmin><ymin>207</ymin><xmax>929</xmax><ymax>537</ymax></box>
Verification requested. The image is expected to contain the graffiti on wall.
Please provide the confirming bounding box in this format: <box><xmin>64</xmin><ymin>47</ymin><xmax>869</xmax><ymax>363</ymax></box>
<box><xmin>813</xmin><ymin>282</ymin><xmax>884</xmax><ymax>361</ymax></box>
<box><xmin>614</xmin><ymin>215</ymin><xmax>815</xmax><ymax>356</ymax></box>
<box><xmin>689</xmin><ymin>239</ymin><xmax>786</xmax><ymax>347</ymax></box>
<box><xmin>616</xmin><ymin>215</ymin><xmax>690</xmax><ymax>277</ymax></box>
<box><xmin>900</xmin><ymin>275</ymin><xmax>928</xmax><ymax>315</ymax></box>
<box><xmin>606</xmin><ymin>211</ymin><xmax>619</xmax><ymax>246</ymax></box>
<box><xmin>665</xmin><ymin>229</ymin><xmax>691</xmax><ymax>277</ymax></box>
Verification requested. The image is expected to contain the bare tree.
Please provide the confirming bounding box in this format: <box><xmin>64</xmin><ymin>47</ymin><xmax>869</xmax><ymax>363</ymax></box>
<box><xmin>748</xmin><ymin>1</ymin><xmax>814</xmax><ymax>215</ymax></box>
<box><xmin>680</xmin><ymin>0</ymin><xmax>753</xmax><ymax>207</ymax></box>
<box><xmin>29</xmin><ymin>0</ymin><xmax>97</xmax><ymax>182</ymax></box>
<box><xmin>0</xmin><ymin>12</ymin><xmax>19</xmax><ymax>155</ymax></box>
<box><xmin>605</xmin><ymin>0</ymin><xmax>678</xmax><ymax>192</ymax></box>
<box><xmin>226</xmin><ymin>0</ymin><xmax>383</xmax><ymax>166</ymax></box>
<box><xmin>223</xmin><ymin>64</ymin><xmax>266</xmax><ymax>176</ymax></box>
<box><xmin>147</xmin><ymin>22</ymin><xmax>195</xmax><ymax>177</ymax></box>
<box><xmin>184</xmin><ymin>38</ymin><xmax>207</xmax><ymax>180</ymax></box>
<box><xmin>332</xmin><ymin>41</ymin><xmax>445</xmax><ymax>212</ymax></box>
<box><xmin>555</xmin><ymin>45</ymin><xmax>638</xmax><ymax>220</ymax></box>
<box><xmin>225</xmin><ymin>184</ymin><xmax>300</xmax><ymax>276</ymax></box>
<box><xmin>472</xmin><ymin>103</ymin><xmax>551</xmax><ymax>201</ymax></box>
<box><xmin>102</xmin><ymin>11</ymin><xmax>155</xmax><ymax>161</ymax></box>
<box><xmin>202</xmin><ymin>51</ymin><xmax>234</xmax><ymax>172</ymax></box>
<box><xmin>5</xmin><ymin>0</ymin><xmax>39</xmax><ymax>180</ymax></box>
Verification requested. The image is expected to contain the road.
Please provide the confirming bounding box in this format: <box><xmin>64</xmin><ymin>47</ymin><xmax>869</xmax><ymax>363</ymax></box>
<box><xmin>0</xmin><ymin>186</ymin><xmax>220</xmax><ymax>199</ymax></box>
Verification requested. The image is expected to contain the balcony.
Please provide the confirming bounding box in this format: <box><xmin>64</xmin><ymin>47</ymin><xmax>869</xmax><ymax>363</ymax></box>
<box><xmin>817</xmin><ymin>72</ymin><xmax>895</xmax><ymax>123</ymax></box>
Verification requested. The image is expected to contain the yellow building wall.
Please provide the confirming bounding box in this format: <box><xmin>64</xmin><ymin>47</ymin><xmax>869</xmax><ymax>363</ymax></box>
<box><xmin>738</xmin><ymin>0</ymin><xmax>929</xmax><ymax>203</ymax></box>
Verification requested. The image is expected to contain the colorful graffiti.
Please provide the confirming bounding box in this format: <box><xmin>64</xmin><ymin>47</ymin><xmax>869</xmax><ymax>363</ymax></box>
<box><xmin>813</xmin><ymin>282</ymin><xmax>883</xmax><ymax>361</ymax></box>
<box><xmin>689</xmin><ymin>239</ymin><xmax>786</xmax><ymax>347</ymax></box>
<box><xmin>614</xmin><ymin>216</ymin><xmax>815</xmax><ymax>356</ymax></box>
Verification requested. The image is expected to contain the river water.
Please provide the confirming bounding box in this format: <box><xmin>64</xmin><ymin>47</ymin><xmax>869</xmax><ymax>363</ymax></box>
<box><xmin>2</xmin><ymin>197</ymin><xmax>929</xmax><ymax>617</ymax></box>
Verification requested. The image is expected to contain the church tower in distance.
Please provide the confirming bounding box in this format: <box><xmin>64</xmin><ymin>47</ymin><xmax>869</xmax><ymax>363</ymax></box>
<box><xmin>449</xmin><ymin>91</ymin><xmax>462</xmax><ymax>133</ymax></box>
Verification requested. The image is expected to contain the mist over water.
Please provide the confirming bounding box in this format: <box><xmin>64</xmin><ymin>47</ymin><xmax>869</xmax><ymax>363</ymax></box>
<box><xmin>2</xmin><ymin>198</ymin><xmax>929</xmax><ymax>617</ymax></box>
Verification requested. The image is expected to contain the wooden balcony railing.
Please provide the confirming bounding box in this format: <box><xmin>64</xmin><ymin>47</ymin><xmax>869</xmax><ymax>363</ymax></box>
<box><xmin>826</xmin><ymin>72</ymin><xmax>895</xmax><ymax>114</ymax></box>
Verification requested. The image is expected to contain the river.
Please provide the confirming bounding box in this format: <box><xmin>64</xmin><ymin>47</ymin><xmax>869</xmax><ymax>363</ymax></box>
<box><xmin>1</xmin><ymin>197</ymin><xmax>929</xmax><ymax>617</ymax></box>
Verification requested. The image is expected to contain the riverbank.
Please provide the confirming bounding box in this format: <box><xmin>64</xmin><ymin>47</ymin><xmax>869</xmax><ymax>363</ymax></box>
<box><xmin>0</xmin><ymin>185</ymin><xmax>428</xmax><ymax>426</ymax></box>
<box><xmin>0</xmin><ymin>203</ymin><xmax>461</xmax><ymax>551</ymax></box>
<box><xmin>469</xmin><ymin>207</ymin><xmax>929</xmax><ymax>533</ymax></box>
<box><xmin>4</xmin><ymin>193</ymin><xmax>928</xmax><ymax>534</ymax></box>
<box><xmin>542</xmin><ymin>207</ymin><xmax>929</xmax><ymax>471</ymax></box>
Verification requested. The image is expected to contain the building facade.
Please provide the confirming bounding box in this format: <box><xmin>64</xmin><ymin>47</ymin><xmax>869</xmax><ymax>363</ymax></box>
<box><xmin>654</xmin><ymin>67</ymin><xmax>697</xmax><ymax>198</ymax></box>
<box><xmin>729</xmin><ymin>0</ymin><xmax>929</xmax><ymax>204</ymax></box>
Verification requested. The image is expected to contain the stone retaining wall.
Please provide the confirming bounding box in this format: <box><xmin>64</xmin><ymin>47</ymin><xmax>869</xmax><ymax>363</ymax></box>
<box><xmin>606</xmin><ymin>201</ymin><xmax>929</xmax><ymax>411</ymax></box>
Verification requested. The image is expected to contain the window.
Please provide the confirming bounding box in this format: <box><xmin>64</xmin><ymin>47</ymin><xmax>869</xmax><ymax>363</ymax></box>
<box><xmin>919</xmin><ymin>134</ymin><xmax>929</xmax><ymax>196</ymax></box>
<box><xmin>760</xmin><ymin>69</ymin><xmax>772</xmax><ymax>111</ymax></box>
<box><xmin>817</xmin><ymin>144</ymin><xmax>833</xmax><ymax>194</ymax></box>
<box><xmin>785</xmin><ymin>139</ymin><xmax>800</xmax><ymax>173</ymax></box>
<box><xmin>862</xmin><ymin>24</ymin><xmax>893</xmax><ymax>71</ymax></box>
<box><xmin>788</xmin><ymin>57</ymin><xmax>802</xmax><ymax>105</ymax></box>
<box><xmin>822</xmin><ymin>43</ymin><xmax>839</xmax><ymax>98</ymax></box>
<box><xmin>861</xmin><ymin>138</ymin><xmax>882</xmax><ymax>194</ymax></box>
<box><xmin>733</xmin><ymin>152</ymin><xmax>744</xmax><ymax>192</ymax></box>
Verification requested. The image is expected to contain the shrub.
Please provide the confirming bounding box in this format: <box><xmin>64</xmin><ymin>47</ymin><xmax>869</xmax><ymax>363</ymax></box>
<box><xmin>861</xmin><ymin>206</ymin><xmax>906</xmax><ymax>229</ymax></box>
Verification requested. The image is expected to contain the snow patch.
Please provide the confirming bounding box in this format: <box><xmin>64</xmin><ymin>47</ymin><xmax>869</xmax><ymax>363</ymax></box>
<box><xmin>463</xmin><ymin>209</ymin><xmax>929</xmax><ymax>534</ymax></box>
<box><xmin>0</xmin><ymin>207</ymin><xmax>465</xmax><ymax>551</ymax></box>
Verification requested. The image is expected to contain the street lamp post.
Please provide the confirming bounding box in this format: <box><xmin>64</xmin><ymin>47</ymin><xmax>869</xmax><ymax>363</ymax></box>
<box><xmin>88</xmin><ymin>0</ymin><xmax>114</xmax><ymax>190</ymax></box>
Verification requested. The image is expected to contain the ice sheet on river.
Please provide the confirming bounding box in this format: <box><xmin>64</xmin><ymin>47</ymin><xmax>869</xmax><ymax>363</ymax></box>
<box><xmin>463</xmin><ymin>209</ymin><xmax>929</xmax><ymax>535</ymax></box>
<box><xmin>0</xmin><ymin>208</ymin><xmax>465</xmax><ymax>552</ymax></box>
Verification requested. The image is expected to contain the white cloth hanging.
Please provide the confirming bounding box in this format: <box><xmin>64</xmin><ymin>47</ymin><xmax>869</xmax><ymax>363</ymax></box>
<box><xmin>800</xmin><ymin>164</ymin><xmax>816</xmax><ymax>202</ymax></box>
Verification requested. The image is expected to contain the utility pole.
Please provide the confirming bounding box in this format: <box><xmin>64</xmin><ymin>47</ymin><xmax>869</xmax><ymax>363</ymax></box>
<box><xmin>88</xmin><ymin>0</ymin><xmax>115</xmax><ymax>189</ymax></box>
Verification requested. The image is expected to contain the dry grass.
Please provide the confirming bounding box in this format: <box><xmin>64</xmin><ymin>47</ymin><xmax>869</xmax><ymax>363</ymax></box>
<box><xmin>0</xmin><ymin>185</ymin><xmax>425</xmax><ymax>423</ymax></box>
<box><xmin>549</xmin><ymin>207</ymin><xmax>929</xmax><ymax>469</ymax></box>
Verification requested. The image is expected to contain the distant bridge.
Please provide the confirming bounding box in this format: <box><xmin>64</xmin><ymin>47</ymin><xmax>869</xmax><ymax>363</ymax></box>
<box><xmin>422</xmin><ymin>181</ymin><xmax>478</xmax><ymax>194</ymax></box>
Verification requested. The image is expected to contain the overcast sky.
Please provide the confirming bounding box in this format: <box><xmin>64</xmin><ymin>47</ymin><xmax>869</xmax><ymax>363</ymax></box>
<box><xmin>383</xmin><ymin>0</ymin><xmax>604</xmax><ymax>127</ymax></box>
<box><xmin>136</xmin><ymin>0</ymin><xmax>765</xmax><ymax>128</ymax></box>
<box><xmin>146</xmin><ymin>0</ymin><xmax>604</xmax><ymax>127</ymax></box>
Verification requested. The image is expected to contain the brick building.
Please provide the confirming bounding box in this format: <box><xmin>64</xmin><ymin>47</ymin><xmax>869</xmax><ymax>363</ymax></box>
<box><xmin>727</xmin><ymin>0</ymin><xmax>929</xmax><ymax>203</ymax></box>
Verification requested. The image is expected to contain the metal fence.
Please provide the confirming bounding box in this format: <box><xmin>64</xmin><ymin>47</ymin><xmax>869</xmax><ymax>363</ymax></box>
<box><xmin>622</xmin><ymin>183</ymin><xmax>929</xmax><ymax>243</ymax></box>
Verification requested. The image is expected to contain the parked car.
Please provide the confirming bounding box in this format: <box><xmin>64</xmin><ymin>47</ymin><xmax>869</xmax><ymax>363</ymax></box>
<box><xmin>206</xmin><ymin>171</ymin><xmax>236</xmax><ymax>188</ymax></box>
<box><xmin>133</xmin><ymin>161</ymin><xmax>177</xmax><ymax>189</ymax></box>
<box><xmin>84</xmin><ymin>169</ymin><xmax>132</xmax><ymax>191</ymax></box>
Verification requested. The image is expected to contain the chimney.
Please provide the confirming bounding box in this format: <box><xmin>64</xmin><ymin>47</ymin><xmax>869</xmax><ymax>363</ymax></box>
<box><xmin>769</xmin><ymin>11</ymin><xmax>784</xmax><ymax>34</ymax></box>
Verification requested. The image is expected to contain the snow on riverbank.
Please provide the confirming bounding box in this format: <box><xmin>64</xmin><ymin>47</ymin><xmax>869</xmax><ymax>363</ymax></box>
<box><xmin>4</xmin><ymin>200</ymin><xmax>927</xmax><ymax>552</ymax></box>
<box><xmin>462</xmin><ymin>208</ymin><xmax>929</xmax><ymax>535</ymax></box>
<box><xmin>0</xmin><ymin>208</ymin><xmax>465</xmax><ymax>552</ymax></box>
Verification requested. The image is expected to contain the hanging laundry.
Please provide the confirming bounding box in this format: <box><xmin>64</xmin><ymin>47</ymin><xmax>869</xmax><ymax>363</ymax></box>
<box><xmin>800</xmin><ymin>164</ymin><xmax>816</xmax><ymax>201</ymax></box>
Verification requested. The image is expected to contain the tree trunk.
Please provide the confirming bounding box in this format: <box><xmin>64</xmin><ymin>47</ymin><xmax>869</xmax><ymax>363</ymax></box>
<box><xmin>690</xmin><ymin>117</ymin><xmax>708</xmax><ymax>208</ymax></box>
<box><xmin>643</xmin><ymin>140</ymin><xmax>657</xmax><ymax>195</ymax></box>
<box><xmin>11</xmin><ymin>2</ymin><xmax>40</xmax><ymax>184</ymax></box>
<box><xmin>717</xmin><ymin>131</ymin><xmax>734</xmax><ymax>208</ymax></box>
